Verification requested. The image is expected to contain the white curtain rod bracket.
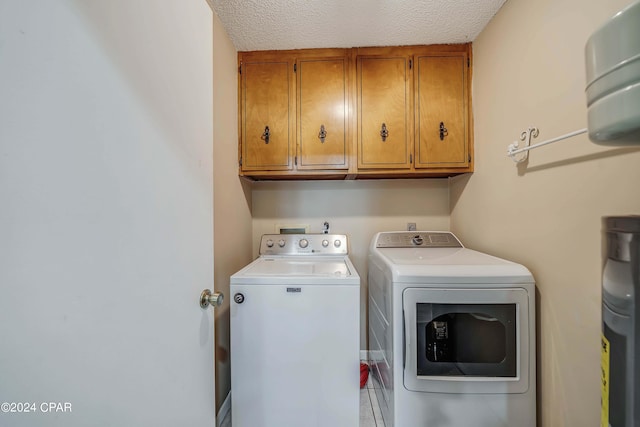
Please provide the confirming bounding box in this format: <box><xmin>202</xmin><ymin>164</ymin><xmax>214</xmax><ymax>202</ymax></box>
<box><xmin>507</xmin><ymin>127</ymin><xmax>588</xmax><ymax>163</ymax></box>
<box><xmin>507</xmin><ymin>127</ymin><xmax>539</xmax><ymax>163</ymax></box>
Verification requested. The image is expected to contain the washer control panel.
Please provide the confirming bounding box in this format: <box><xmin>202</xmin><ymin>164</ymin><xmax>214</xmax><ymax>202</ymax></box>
<box><xmin>259</xmin><ymin>234</ymin><xmax>349</xmax><ymax>255</ymax></box>
<box><xmin>375</xmin><ymin>232</ymin><xmax>463</xmax><ymax>248</ymax></box>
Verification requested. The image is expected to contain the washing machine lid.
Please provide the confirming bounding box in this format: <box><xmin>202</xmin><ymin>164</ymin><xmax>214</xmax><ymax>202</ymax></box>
<box><xmin>231</xmin><ymin>256</ymin><xmax>360</xmax><ymax>286</ymax></box>
<box><xmin>374</xmin><ymin>247</ymin><xmax>534</xmax><ymax>284</ymax></box>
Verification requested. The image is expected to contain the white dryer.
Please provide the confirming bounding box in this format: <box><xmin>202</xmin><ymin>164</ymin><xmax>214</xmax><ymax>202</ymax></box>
<box><xmin>368</xmin><ymin>231</ymin><xmax>536</xmax><ymax>427</ymax></box>
<box><xmin>230</xmin><ymin>234</ymin><xmax>360</xmax><ymax>427</ymax></box>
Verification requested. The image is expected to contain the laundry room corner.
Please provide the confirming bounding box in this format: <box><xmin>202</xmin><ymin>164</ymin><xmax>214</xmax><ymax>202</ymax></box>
<box><xmin>449</xmin><ymin>0</ymin><xmax>640</xmax><ymax>425</ymax></box>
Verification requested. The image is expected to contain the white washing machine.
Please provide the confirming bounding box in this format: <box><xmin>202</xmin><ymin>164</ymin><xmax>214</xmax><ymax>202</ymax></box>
<box><xmin>368</xmin><ymin>231</ymin><xmax>536</xmax><ymax>427</ymax></box>
<box><xmin>230</xmin><ymin>234</ymin><xmax>360</xmax><ymax>427</ymax></box>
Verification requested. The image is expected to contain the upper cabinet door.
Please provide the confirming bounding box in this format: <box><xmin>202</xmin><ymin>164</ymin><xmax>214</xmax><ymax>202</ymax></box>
<box><xmin>357</xmin><ymin>56</ymin><xmax>412</xmax><ymax>169</ymax></box>
<box><xmin>241</xmin><ymin>60</ymin><xmax>295</xmax><ymax>171</ymax></box>
<box><xmin>414</xmin><ymin>54</ymin><xmax>469</xmax><ymax>169</ymax></box>
<box><xmin>297</xmin><ymin>57</ymin><xmax>349</xmax><ymax>170</ymax></box>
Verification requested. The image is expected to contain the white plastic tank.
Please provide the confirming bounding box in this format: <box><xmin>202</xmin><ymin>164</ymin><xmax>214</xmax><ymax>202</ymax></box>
<box><xmin>585</xmin><ymin>1</ymin><xmax>640</xmax><ymax>145</ymax></box>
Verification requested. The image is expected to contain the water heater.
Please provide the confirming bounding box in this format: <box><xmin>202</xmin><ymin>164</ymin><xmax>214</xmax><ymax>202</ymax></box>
<box><xmin>602</xmin><ymin>216</ymin><xmax>640</xmax><ymax>427</ymax></box>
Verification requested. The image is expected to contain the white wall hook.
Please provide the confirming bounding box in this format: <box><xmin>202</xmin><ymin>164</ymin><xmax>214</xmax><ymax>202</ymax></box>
<box><xmin>507</xmin><ymin>127</ymin><xmax>539</xmax><ymax>163</ymax></box>
<box><xmin>507</xmin><ymin>127</ymin><xmax>587</xmax><ymax>163</ymax></box>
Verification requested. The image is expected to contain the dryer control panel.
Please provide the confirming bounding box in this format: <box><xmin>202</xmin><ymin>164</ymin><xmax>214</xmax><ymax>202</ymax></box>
<box><xmin>375</xmin><ymin>232</ymin><xmax>463</xmax><ymax>248</ymax></box>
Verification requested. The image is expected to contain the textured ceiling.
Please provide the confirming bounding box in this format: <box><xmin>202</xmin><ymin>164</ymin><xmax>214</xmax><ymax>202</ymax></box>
<box><xmin>210</xmin><ymin>0</ymin><xmax>508</xmax><ymax>52</ymax></box>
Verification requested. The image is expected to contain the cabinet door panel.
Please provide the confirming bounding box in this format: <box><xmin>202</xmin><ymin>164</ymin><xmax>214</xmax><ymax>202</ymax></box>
<box><xmin>357</xmin><ymin>57</ymin><xmax>411</xmax><ymax>169</ymax></box>
<box><xmin>415</xmin><ymin>55</ymin><xmax>468</xmax><ymax>168</ymax></box>
<box><xmin>298</xmin><ymin>58</ymin><xmax>348</xmax><ymax>170</ymax></box>
<box><xmin>242</xmin><ymin>61</ymin><xmax>293</xmax><ymax>170</ymax></box>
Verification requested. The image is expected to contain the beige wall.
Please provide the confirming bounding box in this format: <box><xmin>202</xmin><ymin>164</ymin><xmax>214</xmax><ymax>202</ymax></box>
<box><xmin>212</xmin><ymin>11</ymin><xmax>253</xmax><ymax>412</ymax></box>
<box><xmin>251</xmin><ymin>179</ymin><xmax>450</xmax><ymax>348</ymax></box>
<box><xmin>450</xmin><ymin>0</ymin><xmax>640</xmax><ymax>425</ymax></box>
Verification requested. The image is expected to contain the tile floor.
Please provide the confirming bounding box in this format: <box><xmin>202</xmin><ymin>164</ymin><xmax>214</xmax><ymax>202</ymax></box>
<box><xmin>219</xmin><ymin>363</ymin><xmax>384</xmax><ymax>427</ymax></box>
<box><xmin>360</xmin><ymin>369</ymin><xmax>385</xmax><ymax>426</ymax></box>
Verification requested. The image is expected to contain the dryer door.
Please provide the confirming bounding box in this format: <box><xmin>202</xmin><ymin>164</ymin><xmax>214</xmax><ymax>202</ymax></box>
<box><xmin>403</xmin><ymin>287</ymin><xmax>531</xmax><ymax>393</ymax></box>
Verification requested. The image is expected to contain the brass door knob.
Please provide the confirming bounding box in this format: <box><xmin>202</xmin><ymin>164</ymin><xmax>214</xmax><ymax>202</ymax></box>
<box><xmin>200</xmin><ymin>289</ymin><xmax>224</xmax><ymax>309</ymax></box>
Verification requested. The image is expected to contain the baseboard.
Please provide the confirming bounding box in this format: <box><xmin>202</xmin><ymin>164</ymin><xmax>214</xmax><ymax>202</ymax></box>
<box><xmin>216</xmin><ymin>391</ymin><xmax>231</xmax><ymax>427</ymax></box>
<box><xmin>368</xmin><ymin>349</ymin><xmax>384</xmax><ymax>362</ymax></box>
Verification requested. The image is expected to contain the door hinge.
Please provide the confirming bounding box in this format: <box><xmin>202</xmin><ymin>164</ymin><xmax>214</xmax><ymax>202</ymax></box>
<box><xmin>294</xmin><ymin>63</ymin><xmax>297</xmax><ymax>72</ymax></box>
<box><xmin>239</xmin><ymin>64</ymin><xmax>242</xmax><ymax>74</ymax></box>
<box><xmin>239</xmin><ymin>156</ymin><xmax>242</xmax><ymax>166</ymax></box>
<box><xmin>467</xmin><ymin>57</ymin><xmax>470</xmax><ymax>67</ymax></box>
<box><xmin>468</xmin><ymin>154</ymin><xmax>472</xmax><ymax>163</ymax></box>
<box><xmin>409</xmin><ymin>59</ymin><xmax>412</xmax><ymax>70</ymax></box>
<box><xmin>295</xmin><ymin>156</ymin><xmax>297</xmax><ymax>165</ymax></box>
<box><xmin>410</xmin><ymin>154</ymin><xmax>413</xmax><ymax>164</ymax></box>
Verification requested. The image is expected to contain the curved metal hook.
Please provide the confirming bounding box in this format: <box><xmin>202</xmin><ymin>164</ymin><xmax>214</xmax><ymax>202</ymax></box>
<box><xmin>261</xmin><ymin>126</ymin><xmax>270</xmax><ymax>144</ymax></box>
<box><xmin>439</xmin><ymin>122</ymin><xmax>448</xmax><ymax>140</ymax></box>
<box><xmin>318</xmin><ymin>124</ymin><xmax>327</xmax><ymax>143</ymax></box>
<box><xmin>380</xmin><ymin>123</ymin><xmax>389</xmax><ymax>142</ymax></box>
<box><xmin>507</xmin><ymin>126</ymin><xmax>539</xmax><ymax>163</ymax></box>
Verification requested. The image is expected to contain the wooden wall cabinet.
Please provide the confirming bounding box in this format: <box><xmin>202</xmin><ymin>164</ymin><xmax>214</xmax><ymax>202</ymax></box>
<box><xmin>240</xmin><ymin>58</ymin><xmax>294</xmax><ymax>172</ymax></box>
<box><xmin>239</xmin><ymin>50</ymin><xmax>351</xmax><ymax>179</ymax></box>
<box><xmin>297</xmin><ymin>56</ymin><xmax>349</xmax><ymax>171</ymax></box>
<box><xmin>356</xmin><ymin>56</ymin><xmax>412</xmax><ymax>170</ymax></box>
<box><xmin>238</xmin><ymin>44</ymin><xmax>473</xmax><ymax>180</ymax></box>
<box><xmin>354</xmin><ymin>45</ymin><xmax>472</xmax><ymax>178</ymax></box>
<box><xmin>414</xmin><ymin>54</ymin><xmax>469</xmax><ymax>170</ymax></box>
